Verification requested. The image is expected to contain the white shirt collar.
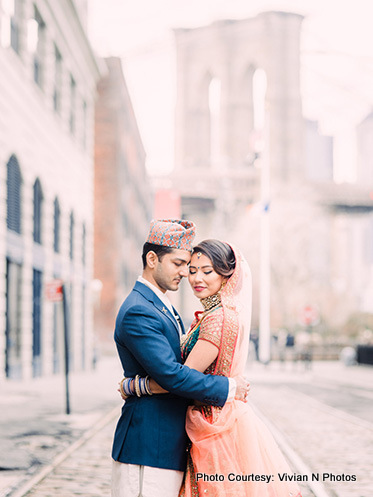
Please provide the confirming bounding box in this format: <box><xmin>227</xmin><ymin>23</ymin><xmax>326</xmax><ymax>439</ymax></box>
<box><xmin>137</xmin><ymin>276</ymin><xmax>174</xmax><ymax>314</ymax></box>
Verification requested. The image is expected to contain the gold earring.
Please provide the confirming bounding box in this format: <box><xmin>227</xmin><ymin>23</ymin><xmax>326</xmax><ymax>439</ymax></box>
<box><xmin>219</xmin><ymin>280</ymin><xmax>227</xmax><ymax>292</ymax></box>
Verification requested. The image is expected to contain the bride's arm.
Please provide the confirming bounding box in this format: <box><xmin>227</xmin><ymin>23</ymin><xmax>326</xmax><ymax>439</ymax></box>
<box><xmin>184</xmin><ymin>340</ymin><xmax>219</xmax><ymax>371</ymax></box>
<box><xmin>149</xmin><ymin>340</ymin><xmax>219</xmax><ymax>393</ymax></box>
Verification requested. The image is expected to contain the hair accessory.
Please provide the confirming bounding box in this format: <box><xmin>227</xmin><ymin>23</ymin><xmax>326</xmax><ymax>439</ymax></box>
<box><xmin>197</xmin><ymin>252</ymin><xmax>202</xmax><ymax>259</ymax></box>
<box><xmin>146</xmin><ymin>219</ymin><xmax>196</xmax><ymax>251</ymax></box>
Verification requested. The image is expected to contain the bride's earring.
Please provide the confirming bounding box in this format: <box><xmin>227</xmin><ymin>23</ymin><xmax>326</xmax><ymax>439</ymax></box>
<box><xmin>219</xmin><ymin>280</ymin><xmax>227</xmax><ymax>293</ymax></box>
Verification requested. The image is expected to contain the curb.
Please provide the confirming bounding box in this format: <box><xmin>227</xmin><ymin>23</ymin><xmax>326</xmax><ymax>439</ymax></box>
<box><xmin>7</xmin><ymin>406</ymin><xmax>119</xmax><ymax>497</ymax></box>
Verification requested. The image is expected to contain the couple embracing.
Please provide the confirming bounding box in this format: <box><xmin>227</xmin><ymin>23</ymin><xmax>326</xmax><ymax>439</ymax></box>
<box><xmin>111</xmin><ymin>219</ymin><xmax>301</xmax><ymax>497</ymax></box>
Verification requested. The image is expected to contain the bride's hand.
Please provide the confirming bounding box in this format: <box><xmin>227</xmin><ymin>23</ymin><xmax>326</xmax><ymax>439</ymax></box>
<box><xmin>234</xmin><ymin>375</ymin><xmax>250</xmax><ymax>402</ymax></box>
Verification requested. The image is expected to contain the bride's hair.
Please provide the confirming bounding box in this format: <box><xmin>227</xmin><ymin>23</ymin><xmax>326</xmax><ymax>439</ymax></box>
<box><xmin>192</xmin><ymin>239</ymin><xmax>236</xmax><ymax>277</ymax></box>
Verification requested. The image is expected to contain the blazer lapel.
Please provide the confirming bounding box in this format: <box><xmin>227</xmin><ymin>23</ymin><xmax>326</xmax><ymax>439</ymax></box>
<box><xmin>134</xmin><ymin>281</ymin><xmax>180</xmax><ymax>335</ymax></box>
<box><xmin>173</xmin><ymin>306</ymin><xmax>185</xmax><ymax>335</ymax></box>
<box><xmin>152</xmin><ymin>300</ymin><xmax>180</xmax><ymax>334</ymax></box>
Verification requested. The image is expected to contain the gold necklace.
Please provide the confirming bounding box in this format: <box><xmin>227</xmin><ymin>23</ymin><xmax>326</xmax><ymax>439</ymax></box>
<box><xmin>200</xmin><ymin>293</ymin><xmax>221</xmax><ymax>312</ymax></box>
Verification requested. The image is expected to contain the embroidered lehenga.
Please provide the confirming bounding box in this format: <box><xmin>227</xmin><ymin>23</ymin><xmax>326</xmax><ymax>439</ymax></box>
<box><xmin>179</xmin><ymin>247</ymin><xmax>302</xmax><ymax>497</ymax></box>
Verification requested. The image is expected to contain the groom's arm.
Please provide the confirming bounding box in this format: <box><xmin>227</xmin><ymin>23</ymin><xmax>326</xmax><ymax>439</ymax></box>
<box><xmin>116</xmin><ymin>305</ymin><xmax>229</xmax><ymax>406</ymax></box>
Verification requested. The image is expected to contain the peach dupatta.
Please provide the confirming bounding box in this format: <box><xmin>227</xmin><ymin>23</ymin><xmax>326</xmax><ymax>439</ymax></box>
<box><xmin>183</xmin><ymin>247</ymin><xmax>301</xmax><ymax>497</ymax></box>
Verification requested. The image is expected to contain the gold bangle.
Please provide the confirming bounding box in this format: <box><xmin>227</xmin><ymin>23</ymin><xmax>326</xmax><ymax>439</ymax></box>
<box><xmin>119</xmin><ymin>378</ymin><xmax>129</xmax><ymax>399</ymax></box>
<box><xmin>134</xmin><ymin>375</ymin><xmax>141</xmax><ymax>397</ymax></box>
<box><xmin>144</xmin><ymin>375</ymin><xmax>153</xmax><ymax>395</ymax></box>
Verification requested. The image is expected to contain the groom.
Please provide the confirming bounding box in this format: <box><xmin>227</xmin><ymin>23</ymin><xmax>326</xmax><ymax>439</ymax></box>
<box><xmin>111</xmin><ymin>219</ymin><xmax>246</xmax><ymax>497</ymax></box>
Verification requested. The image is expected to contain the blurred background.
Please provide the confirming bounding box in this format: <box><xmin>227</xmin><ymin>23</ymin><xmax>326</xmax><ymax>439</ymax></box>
<box><xmin>1</xmin><ymin>0</ymin><xmax>373</xmax><ymax>381</ymax></box>
<box><xmin>1</xmin><ymin>3</ymin><xmax>373</xmax><ymax>497</ymax></box>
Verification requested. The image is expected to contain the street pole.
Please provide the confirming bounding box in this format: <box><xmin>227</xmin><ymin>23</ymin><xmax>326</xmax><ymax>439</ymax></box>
<box><xmin>61</xmin><ymin>284</ymin><xmax>71</xmax><ymax>415</ymax></box>
<box><xmin>259</xmin><ymin>110</ymin><xmax>271</xmax><ymax>364</ymax></box>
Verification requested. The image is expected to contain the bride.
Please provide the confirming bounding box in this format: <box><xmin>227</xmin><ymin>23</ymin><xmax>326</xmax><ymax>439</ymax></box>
<box><xmin>121</xmin><ymin>239</ymin><xmax>302</xmax><ymax>497</ymax></box>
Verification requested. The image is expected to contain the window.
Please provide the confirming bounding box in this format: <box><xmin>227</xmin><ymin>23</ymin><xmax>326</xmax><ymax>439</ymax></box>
<box><xmin>53</xmin><ymin>197</ymin><xmax>60</xmax><ymax>253</ymax></box>
<box><xmin>10</xmin><ymin>0</ymin><xmax>21</xmax><ymax>52</ymax></box>
<box><xmin>252</xmin><ymin>68</ymin><xmax>267</xmax><ymax>132</ymax></box>
<box><xmin>53</xmin><ymin>45</ymin><xmax>62</xmax><ymax>113</ymax></box>
<box><xmin>32</xmin><ymin>268</ymin><xmax>43</xmax><ymax>377</ymax></box>
<box><xmin>33</xmin><ymin>178</ymin><xmax>43</xmax><ymax>243</ymax></box>
<box><xmin>5</xmin><ymin>259</ymin><xmax>23</xmax><ymax>378</ymax></box>
<box><xmin>208</xmin><ymin>78</ymin><xmax>221</xmax><ymax>163</ymax></box>
<box><xmin>69</xmin><ymin>75</ymin><xmax>76</xmax><ymax>134</ymax></box>
<box><xmin>7</xmin><ymin>155</ymin><xmax>22</xmax><ymax>233</ymax></box>
<box><xmin>1</xmin><ymin>0</ymin><xmax>21</xmax><ymax>53</ymax></box>
<box><xmin>32</xmin><ymin>7</ymin><xmax>45</xmax><ymax>88</ymax></box>
<box><xmin>69</xmin><ymin>211</ymin><xmax>74</xmax><ymax>260</ymax></box>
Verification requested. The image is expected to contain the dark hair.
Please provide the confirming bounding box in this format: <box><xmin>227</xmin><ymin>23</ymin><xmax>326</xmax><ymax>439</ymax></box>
<box><xmin>142</xmin><ymin>242</ymin><xmax>174</xmax><ymax>269</ymax></box>
<box><xmin>192</xmin><ymin>239</ymin><xmax>236</xmax><ymax>277</ymax></box>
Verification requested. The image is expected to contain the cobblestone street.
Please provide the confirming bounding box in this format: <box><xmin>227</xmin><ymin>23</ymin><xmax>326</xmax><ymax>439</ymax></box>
<box><xmin>2</xmin><ymin>360</ymin><xmax>372</xmax><ymax>497</ymax></box>
<box><xmin>23</xmin><ymin>419</ymin><xmax>115</xmax><ymax>497</ymax></box>
<box><xmin>248</xmin><ymin>361</ymin><xmax>373</xmax><ymax>497</ymax></box>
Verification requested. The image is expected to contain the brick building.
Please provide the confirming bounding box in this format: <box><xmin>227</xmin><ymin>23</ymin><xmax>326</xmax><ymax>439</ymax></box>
<box><xmin>0</xmin><ymin>0</ymin><xmax>101</xmax><ymax>379</ymax></box>
<box><xmin>94</xmin><ymin>57</ymin><xmax>153</xmax><ymax>347</ymax></box>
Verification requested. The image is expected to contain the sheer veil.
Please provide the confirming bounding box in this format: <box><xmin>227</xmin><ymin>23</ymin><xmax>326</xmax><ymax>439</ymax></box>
<box><xmin>183</xmin><ymin>244</ymin><xmax>301</xmax><ymax>497</ymax></box>
<box><xmin>220</xmin><ymin>244</ymin><xmax>252</xmax><ymax>376</ymax></box>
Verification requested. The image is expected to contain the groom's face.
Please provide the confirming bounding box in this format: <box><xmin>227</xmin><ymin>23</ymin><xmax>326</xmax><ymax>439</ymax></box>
<box><xmin>153</xmin><ymin>249</ymin><xmax>191</xmax><ymax>292</ymax></box>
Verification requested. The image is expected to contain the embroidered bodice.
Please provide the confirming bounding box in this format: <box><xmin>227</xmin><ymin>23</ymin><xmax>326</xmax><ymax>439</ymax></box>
<box><xmin>181</xmin><ymin>305</ymin><xmax>228</xmax><ymax>376</ymax></box>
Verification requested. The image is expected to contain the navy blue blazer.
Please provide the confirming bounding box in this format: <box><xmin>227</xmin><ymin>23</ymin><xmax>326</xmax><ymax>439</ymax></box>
<box><xmin>111</xmin><ymin>281</ymin><xmax>229</xmax><ymax>471</ymax></box>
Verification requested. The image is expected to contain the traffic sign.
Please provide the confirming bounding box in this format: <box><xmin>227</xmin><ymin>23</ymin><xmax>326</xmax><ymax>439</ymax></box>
<box><xmin>45</xmin><ymin>280</ymin><xmax>63</xmax><ymax>302</ymax></box>
<box><xmin>299</xmin><ymin>305</ymin><xmax>319</xmax><ymax>327</ymax></box>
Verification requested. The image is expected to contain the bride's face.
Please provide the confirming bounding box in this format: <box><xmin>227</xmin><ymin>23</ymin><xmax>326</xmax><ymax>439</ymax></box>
<box><xmin>188</xmin><ymin>252</ymin><xmax>226</xmax><ymax>299</ymax></box>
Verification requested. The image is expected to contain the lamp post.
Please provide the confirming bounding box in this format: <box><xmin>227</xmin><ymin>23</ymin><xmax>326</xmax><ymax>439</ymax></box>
<box><xmin>258</xmin><ymin>110</ymin><xmax>271</xmax><ymax>364</ymax></box>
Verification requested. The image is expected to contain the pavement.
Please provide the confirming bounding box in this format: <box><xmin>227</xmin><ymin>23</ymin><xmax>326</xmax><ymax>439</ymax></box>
<box><xmin>246</xmin><ymin>359</ymin><xmax>373</xmax><ymax>497</ymax></box>
<box><xmin>0</xmin><ymin>355</ymin><xmax>122</xmax><ymax>497</ymax></box>
<box><xmin>0</xmin><ymin>356</ymin><xmax>372</xmax><ymax>497</ymax></box>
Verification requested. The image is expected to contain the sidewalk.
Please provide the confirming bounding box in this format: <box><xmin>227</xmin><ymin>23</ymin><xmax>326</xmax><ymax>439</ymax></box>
<box><xmin>0</xmin><ymin>355</ymin><xmax>122</xmax><ymax>497</ymax></box>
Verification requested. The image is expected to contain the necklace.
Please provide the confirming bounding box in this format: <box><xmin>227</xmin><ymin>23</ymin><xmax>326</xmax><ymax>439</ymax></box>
<box><xmin>200</xmin><ymin>293</ymin><xmax>222</xmax><ymax>312</ymax></box>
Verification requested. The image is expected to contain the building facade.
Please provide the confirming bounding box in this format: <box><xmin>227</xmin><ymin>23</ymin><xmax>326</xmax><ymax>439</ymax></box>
<box><xmin>0</xmin><ymin>0</ymin><xmax>101</xmax><ymax>379</ymax></box>
<box><xmin>94</xmin><ymin>57</ymin><xmax>153</xmax><ymax>347</ymax></box>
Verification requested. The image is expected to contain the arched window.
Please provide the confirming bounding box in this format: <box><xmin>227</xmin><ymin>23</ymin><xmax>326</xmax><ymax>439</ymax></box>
<box><xmin>53</xmin><ymin>197</ymin><xmax>60</xmax><ymax>253</ymax></box>
<box><xmin>208</xmin><ymin>77</ymin><xmax>221</xmax><ymax>164</ymax></box>
<box><xmin>33</xmin><ymin>178</ymin><xmax>43</xmax><ymax>243</ymax></box>
<box><xmin>7</xmin><ymin>155</ymin><xmax>22</xmax><ymax>233</ymax></box>
<box><xmin>252</xmin><ymin>68</ymin><xmax>267</xmax><ymax>132</ymax></box>
<box><xmin>69</xmin><ymin>211</ymin><xmax>74</xmax><ymax>260</ymax></box>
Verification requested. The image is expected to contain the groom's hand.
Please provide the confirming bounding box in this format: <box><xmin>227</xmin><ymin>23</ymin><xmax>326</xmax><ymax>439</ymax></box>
<box><xmin>234</xmin><ymin>375</ymin><xmax>250</xmax><ymax>402</ymax></box>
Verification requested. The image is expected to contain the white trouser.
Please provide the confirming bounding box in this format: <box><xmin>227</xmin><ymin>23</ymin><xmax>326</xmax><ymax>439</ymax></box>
<box><xmin>111</xmin><ymin>460</ymin><xmax>184</xmax><ymax>497</ymax></box>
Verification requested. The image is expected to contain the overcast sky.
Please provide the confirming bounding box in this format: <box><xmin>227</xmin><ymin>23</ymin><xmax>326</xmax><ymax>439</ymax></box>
<box><xmin>88</xmin><ymin>0</ymin><xmax>373</xmax><ymax>180</ymax></box>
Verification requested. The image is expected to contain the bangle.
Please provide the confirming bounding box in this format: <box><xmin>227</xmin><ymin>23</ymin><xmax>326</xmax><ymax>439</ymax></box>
<box><xmin>139</xmin><ymin>377</ymin><xmax>147</xmax><ymax>396</ymax></box>
<box><xmin>123</xmin><ymin>378</ymin><xmax>133</xmax><ymax>396</ymax></box>
<box><xmin>145</xmin><ymin>376</ymin><xmax>153</xmax><ymax>395</ymax></box>
<box><xmin>134</xmin><ymin>375</ymin><xmax>141</xmax><ymax>397</ymax></box>
<box><xmin>119</xmin><ymin>378</ymin><xmax>129</xmax><ymax>399</ymax></box>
